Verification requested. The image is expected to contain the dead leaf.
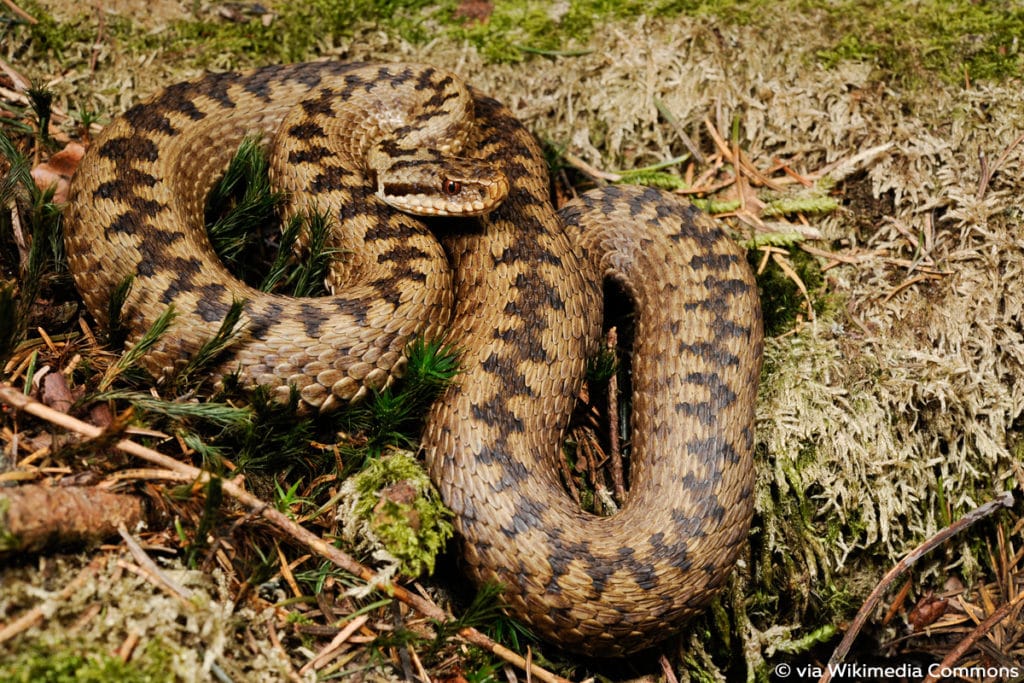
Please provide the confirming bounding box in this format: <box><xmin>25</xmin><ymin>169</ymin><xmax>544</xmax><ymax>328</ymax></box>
<box><xmin>454</xmin><ymin>0</ymin><xmax>492</xmax><ymax>24</ymax></box>
<box><xmin>41</xmin><ymin>371</ymin><xmax>74</xmax><ymax>414</ymax></box>
<box><xmin>30</xmin><ymin>141</ymin><xmax>85</xmax><ymax>204</ymax></box>
<box><xmin>908</xmin><ymin>591</ymin><xmax>948</xmax><ymax>632</ymax></box>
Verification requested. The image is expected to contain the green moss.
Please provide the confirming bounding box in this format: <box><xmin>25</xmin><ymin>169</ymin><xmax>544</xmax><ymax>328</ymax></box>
<box><xmin>443</xmin><ymin>0</ymin><xmax>1022</xmax><ymax>81</ymax></box>
<box><xmin>3</xmin><ymin>0</ymin><xmax>96</xmax><ymax>63</ymax></box>
<box><xmin>816</xmin><ymin>580</ymin><xmax>859</xmax><ymax>619</ymax></box>
<box><xmin>0</xmin><ymin>639</ymin><xmax>174</xmax><ymax>683</ymax></box>
<box><xmin>126</xmin><ymin>0</ymin><xmax>442</xmax><ymax>68</ymax></box>
<box><xmin>344</xmin><ymin>452</ymin><xmax>454</xmax><ymax>577</ymax></box>
<box><xmin>771</xmin><ymin>623</ymin><xmax>837</xmax><ymax>654</ymax></box>
<box><xmin>749</xmin><ymin>246</ymin><xmax>826</xmax><ymax>337</ymax></box>
<box><xmin>13</xmin><ymin>0</ymin><xmax>1019</xmax><ymax>92</ymax></box>
<box><xmin>449</xmin><ymin>0</ymin><xmax>761</xmax><ymax>63</ymax></box>
<box><xmin>458</xmin><ymin>0</ymin><xmax>1024</xmax><ymax>82</ymax></box>
<box><xmin>333</xmin><ymin>338</ymin><xmax>460</xmax><ymax>458</ymax></box>
<box><xmin>0</xmin><ymin>493</ymin><xmax>17</xmax><ymax>552</ymax></box>
<box><xmin>812</xmin><ymin>0</ymin><xmax>1024</xmax><ymax>86</ymax></box>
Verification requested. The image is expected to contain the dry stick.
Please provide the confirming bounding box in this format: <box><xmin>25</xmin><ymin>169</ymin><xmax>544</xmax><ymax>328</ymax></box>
<box><xmin>809</xmin><ymin>143</ymin><xmax>895</xmax><ymax>184</ymax></box>
<box><xmin>266</xmin><ymin>620</ymin><xmax>305</xmax><ymax>683</ymax></box>
<box><xmin>770</xmin><ymin>251</ymin><xmax>815</xmax><ymax>321</ymax></box>
<box><xmin>1</xmin><ymin>0</ymin><xmax>36</xmax><ymax>24</ymax></box>
<box><xmin>920</xmin><ymin>587</ymin><xmax>1024</xmax><ymax>683</ymax></box>
<box><xmin>556</xmin><ymin>442</ymin><xmax>580</xmax><ymax>504</ymax></box>
<box><xmin>88</xmin><ymin>1</ymin><xmax>106</xmax><ymax>74</ymax></box>
<box><xmin>116</xmin><ymin>531</ymin><xmax>236</xmax><ymax>683</ymax></box>
<box><xmin>120</xmin><ymin>524</ymin><xmax>196</xmax><ymax>602</ymax></box>
<box><xmin>882</xmin><ymin>273</ymin><xmax>945</xmax><ymax>305</ymax></box>
<box><xmin>605</xmin><ymin>327</ymin><xmax>625</xmax><ymax>502</ymax></box>
<box><xmin>0</xmin><ymin>483</ymin><xmax>144</xmax><ymax>553</ymax></box>
<box><xmin>0</xmin><ymin>384</ymin><xmax>572</xmax><ymax>683</ymax></box>
<box><xmin>818</xmin><ymin>490</ymin><xmax>1015</xmax><ymax>683</ymax></box>
<box><xmin>300</xmin><ymin>614</ymin><xmax>370</xmax><ymax>675</ymax></box>
<box><xmin>560</xmin><ymin>151</ymin><xmax>622</xmax><ymax>183</ymax></box>
<box><xmin>658</xmin><ymin>653</ymin><xmax>680</xmax><ymax>683</ymax></box>
<box><xmin>702</xmin><ymin>117</ymin><xmax>783</xmax><ymax>191</ymax></box>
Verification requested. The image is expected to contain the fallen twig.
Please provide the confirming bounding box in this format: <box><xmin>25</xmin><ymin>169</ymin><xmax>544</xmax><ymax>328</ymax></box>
<box><xmin>0</xmin><ymin>383</ymin><xmax>573</xmax><ymax>683</ymax></box>
<box><xmin>561</xmin><ymin>151</ymin><xmax>621</xmax><ymax>183</ymax></box>
<box><xmin>300</xmin><ymin>614</ymin><xmax>370</xmax><ymax>674</ymax></box>
<box><xmin>605</xmin><ymin>327</ymin><xmax>625</xmax><ymax>502</ymax></box>
<box><xmin>819</xmin><ymin>490</ymin><xmax>1015</xmax><ymax>683</ymax></box>
<box><xmin>770</xmin><ymin>250</ymin><xmax>815</xmax><ymax>321</ymax></box>
<box><xmin>653</xmin><ymin>97</ymin><xmax>705</xmax><ymax>165</ymax></box>
<box><xmin>119</xmin><ymin>524</ymin><xmax>195</xmax><ymax>603</ymax></box>
<box><xmin>810</xmin><ymin>143</ymin><xmax>895</xmax><ymax>183</ymax></box>
<box><xmin>702</xmin><ymin>116</ymin><xmax>783</xmax><ymax>191</ymax></box>
<box><xmin>920</xmin><ymin>587</ymin><xmax>1024</xmax><ymax>683</ymax></box>
<box><xmin>882</xmin><ymin>272</ymin><xmax>945</xmax><ymax>304</ymax></box>
<box><xmin>0</xmin><ymin>0</ymin><xmax>36</xmax><ymax>24</ymax></box>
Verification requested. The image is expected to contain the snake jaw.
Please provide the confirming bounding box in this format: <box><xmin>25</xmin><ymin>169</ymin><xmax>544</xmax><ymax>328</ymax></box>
<box><xmin>376</xmin><ymin>173</ymin><xmax>509</xmax><ymax>217</ymax></box>
<box><xmin>369</xmin><ymin>146</ymin><xmax>510</xmax><ymax>217</ymax></box>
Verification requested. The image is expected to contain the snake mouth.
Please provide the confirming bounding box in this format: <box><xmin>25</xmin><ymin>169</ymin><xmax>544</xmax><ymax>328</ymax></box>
<box><xmin>378</xmin><ymin>175</ymin><xmax>509</xmax><ymax>217</ymax></box>
<box><xmin>370</xmin><ymin>147</ymin><xmax>510</xmax><ymax>217</ymax></box>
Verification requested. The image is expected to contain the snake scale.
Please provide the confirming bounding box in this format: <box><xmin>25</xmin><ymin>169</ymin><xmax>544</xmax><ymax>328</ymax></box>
<box><xmin>64</xmin><ymin>61</ymin><xmax>763</xmax><ymax>656</ymax></box>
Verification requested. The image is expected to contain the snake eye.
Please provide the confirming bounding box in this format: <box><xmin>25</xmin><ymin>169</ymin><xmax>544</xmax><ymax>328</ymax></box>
<box><xmin>442</xmin><ymin>179</ymin><xmax>461</xmax><ymax>195</ymax></box>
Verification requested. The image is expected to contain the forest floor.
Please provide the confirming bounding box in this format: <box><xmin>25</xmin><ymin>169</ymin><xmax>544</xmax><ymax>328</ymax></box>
<box><xmin>2</xmin><ymin>1</ymin><xmax>1024</xmax><ymax>681</ymax></box>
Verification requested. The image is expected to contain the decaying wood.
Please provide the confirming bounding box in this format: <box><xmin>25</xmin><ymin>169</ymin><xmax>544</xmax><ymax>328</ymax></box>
<box><xmin>0</xmin><ymin>484</ymin><xmax>144</xmax><ymax>555</ymax></box>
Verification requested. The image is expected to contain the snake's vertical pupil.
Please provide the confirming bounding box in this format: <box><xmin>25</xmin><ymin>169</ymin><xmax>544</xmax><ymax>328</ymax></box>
<box><xmin>443</xmin><ymin>179</ymin><xmax>461</xmax><ymax>195</ymax></box>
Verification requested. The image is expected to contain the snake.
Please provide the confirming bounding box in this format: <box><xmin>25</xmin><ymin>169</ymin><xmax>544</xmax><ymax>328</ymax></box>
<box><xmin>64</xmin><ymin>61</ymin><xmax>763</xmax><ymax>656</ymax></box>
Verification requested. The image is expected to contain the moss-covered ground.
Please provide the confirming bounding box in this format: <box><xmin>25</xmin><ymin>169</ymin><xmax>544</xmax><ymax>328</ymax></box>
<box><xmin>2</xmin><ymin>0</ymin><xmax>1024</xmax><ymax>681</ymax></box>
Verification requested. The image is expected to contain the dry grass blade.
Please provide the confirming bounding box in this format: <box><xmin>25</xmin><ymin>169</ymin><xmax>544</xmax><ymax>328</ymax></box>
<box><xmin>882</xmin><ymin>273</ymin><xmax>945</xmax><ymax>304</ymax></box>
<box><xmin>118</xmin><ymin>525</ymin><xmax>196</xmax><ymax>602</ymax></box>
<box><xmin>976</xmin><ymin>131</ymin><xmax>1024</xmax><ymax>199</ymax></box>
<box><xmin>769</xmin><ymin>251</ymin><xmax>814</xmax><ymax>322</ymax></box>
<box><xmin>300</xmin><ymin>613</ymin><xmax>370</xmax><ymax>674</ymax></box>
<box><xmin>653</xmin><ymin>97</ymin><xmax>705</xmax><ymax>165</ymax></box>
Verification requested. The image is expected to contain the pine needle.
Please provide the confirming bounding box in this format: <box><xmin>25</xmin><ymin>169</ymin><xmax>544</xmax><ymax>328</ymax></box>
<box><xmin>0</xmin><ymin>282</ymin><xmax>18</xmax><ymax>369</ymax></box>
<box><xmin>99</xmin><ymin>305</ymin><xmax>176</xmax><ymax>390</ymax></box>
<box><xmin>287</xmin><ymin>210</ymin><xmax>335</xmax><ymax>298</ymax></box>
<box><xmin>205</xmin><ymin>135</ymin><xmax>283</xmax><ymax>272</ymax></box>
<box><xmin>172</xmin><ymin>299</ymin><xmax>246</xmax><ymax>390</ymax></box>
<box><xmin>0</xmin><ymin>132</ymin><xmax>67</xmax><ymax>371</ymax></box>
<box><xmin>105</xmin><ymin>275</ymin><xmax>134</xmax><ymax>347</ymax></box>
<box><xmin>260</xmin><ymin>215</ymin><xmax>303</xmax><ymax>293</ymax></box>
<box><xmin>90</xmin><ymin>389</ymin><xmax>253</xmax><ymax>430</ymax></box>
<box><xmin>335</xmin><ymin>337</ymin><xmax>460</xmax><ymax>456</ymax></box>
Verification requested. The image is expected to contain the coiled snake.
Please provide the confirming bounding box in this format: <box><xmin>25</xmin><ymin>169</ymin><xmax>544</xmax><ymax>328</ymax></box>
<box><xmin>64</xmin><ymin>62</ymin><xmax>763</xmax><ymax>656</ymax></box>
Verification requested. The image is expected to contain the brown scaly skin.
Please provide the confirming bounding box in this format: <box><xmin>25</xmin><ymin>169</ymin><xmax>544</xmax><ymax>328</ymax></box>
<box><xmin>64</xmin><ymin>62</ymin><xmax>763</xmax><ymax>656</ymax></box>
<box><xmin>65</xmin><ymin>62</ymin><xmax>469</xmax><ymax>410</ymax></box>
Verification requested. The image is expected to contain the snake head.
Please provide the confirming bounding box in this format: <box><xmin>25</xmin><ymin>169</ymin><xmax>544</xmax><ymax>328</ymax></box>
<box><xmin>372</xmin><ymin>152</ymin><xmax>509</xmax><ymax>217</ymax></box>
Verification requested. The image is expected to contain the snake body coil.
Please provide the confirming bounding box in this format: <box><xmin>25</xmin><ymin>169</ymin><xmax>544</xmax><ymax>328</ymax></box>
<box><xmin>65</xmin><ymin>62</ymin><xmax>763</xmax><ymax>656</ymax></box>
